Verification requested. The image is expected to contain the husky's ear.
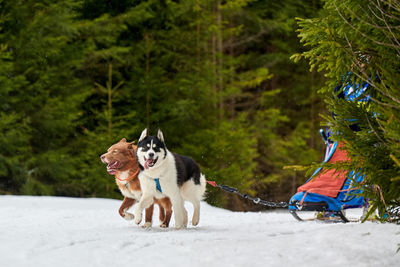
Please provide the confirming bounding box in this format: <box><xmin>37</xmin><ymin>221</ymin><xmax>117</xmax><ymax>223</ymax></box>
<box><xmin>157</xmin><ymin>128</ymin><xmax>165</xmax><ymax>143</ymax></box>
<box><xmin>119</xmin><ymin>138</ymin><xmax>127</xmax><ymax>143</ymax></box>
<box><xmin>138</xmin><ymin>128</ymin><xmax>148</xmax><ymax>142</ymax></box>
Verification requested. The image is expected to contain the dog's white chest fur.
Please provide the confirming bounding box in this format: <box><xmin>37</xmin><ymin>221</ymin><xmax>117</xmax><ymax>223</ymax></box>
<box><xmin>116</xmin><ymin>171</ymin><xmax>142</xmax><ymax>200</ymax></box>
<box><xmin>119</xmin><ymin>186</ymin><xmax>142</xmax><ymax>200</ymax></box>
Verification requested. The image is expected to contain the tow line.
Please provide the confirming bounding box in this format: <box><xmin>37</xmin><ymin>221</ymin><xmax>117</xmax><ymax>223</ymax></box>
<box><xmin>206</xmin><ymin>180</ymin><xmax>289</xmax><ymax>208</ymax></box>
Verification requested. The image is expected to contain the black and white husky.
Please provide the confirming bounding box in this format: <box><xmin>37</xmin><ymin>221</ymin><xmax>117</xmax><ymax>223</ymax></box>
<box><xmin>133</xmin><ymin>128</ymin><xmax>206</xmax><ymax>229</ymax></box>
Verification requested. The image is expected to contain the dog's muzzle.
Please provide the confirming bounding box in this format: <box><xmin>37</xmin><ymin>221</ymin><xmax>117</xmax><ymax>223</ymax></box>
<box><xmin>144</xmin><ymin>156</ymin><xmax>158</xmax><ymax>169</ymax></box>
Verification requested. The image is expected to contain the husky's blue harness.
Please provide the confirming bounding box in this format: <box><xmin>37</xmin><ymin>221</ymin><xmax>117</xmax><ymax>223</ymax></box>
<box><xmin>125</xmin><ymin>179</ymin><xmax>162</xmax><ymax>193</ymax></box>
<box><xmin>154</xmin><ymin>178</ymin><xmax>162</xmax><ymax>193</ymax></box>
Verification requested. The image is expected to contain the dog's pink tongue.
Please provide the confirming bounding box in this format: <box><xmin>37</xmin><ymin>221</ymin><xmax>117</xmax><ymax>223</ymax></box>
<box><xmin>144</xmin><ymin>159</ymin><xmax>153</xmax><ymax>170</ymax></box>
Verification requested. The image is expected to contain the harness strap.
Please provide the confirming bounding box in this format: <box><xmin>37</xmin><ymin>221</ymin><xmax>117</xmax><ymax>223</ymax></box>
<box><xmin>154</xmin><ymin>178</ymin><xmax>162</xmax><ymax>193</ymax></box>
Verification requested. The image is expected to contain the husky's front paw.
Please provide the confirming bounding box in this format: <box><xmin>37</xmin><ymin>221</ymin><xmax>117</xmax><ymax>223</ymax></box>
<box><xmin>134</xmin><ymin>213</ymin><xmax>142</xmax><ymax>225</ymax></box>
<box><xmin>123</xmin><ymin>212</ymin><xmax>134</xmax><ymax>221</ymax></box>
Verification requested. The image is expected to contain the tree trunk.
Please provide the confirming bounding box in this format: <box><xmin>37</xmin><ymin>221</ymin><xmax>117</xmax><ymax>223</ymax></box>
<box><xmin>145</xmin><ymin>32</ymin><xmax>150</xmax><ymax>128</ymax></box>
<box><xmin>107</xmin><ymin>64</ymin><xmax>113</xmax><ymax>137</ymax></box>
<box><xmin>216</xmin><ymin>0</ymin><xmax>223</xmax><ymax>120</ymax></box>
<box><xmin>310</xmin><ymin>68</ymin><xmax>315</xmax><ymax>149</ymax></box>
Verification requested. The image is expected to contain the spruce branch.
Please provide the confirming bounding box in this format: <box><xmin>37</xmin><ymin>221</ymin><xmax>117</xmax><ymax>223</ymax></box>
<box><xmin>369</xmin><ymin>1</ymin><xmax>400</xmax><ymax>50</ymax></box>
<box><xmin>334</xmin><ymin>2</ymin><xmax>399</xmax><ymax>49</ymax></box>
<box><xmin>365</xmin><ymin>113</ymin><xmax>386</xmax><ymax>145</ymax></box>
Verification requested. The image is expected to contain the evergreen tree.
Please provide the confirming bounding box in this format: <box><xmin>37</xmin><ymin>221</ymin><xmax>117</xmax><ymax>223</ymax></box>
<box><xmin>1</xmin><ymin>0</ymin><xmax>92</xmax><ymax>195</ymax></box>
<box><xmin>294</xmin><ymin>0</ymin><xmax>400</xmax><ymax>222</ymax></box>
<box><xmin>0</xmin><ymin>43</ymin><xmax>30</xmax><ymax>193</ymax></box>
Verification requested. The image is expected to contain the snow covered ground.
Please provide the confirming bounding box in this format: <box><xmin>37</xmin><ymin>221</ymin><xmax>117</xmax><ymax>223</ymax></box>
<box><xmin>0</xmin><ymin>196</ymin><xmax>399</xmax><ymax>267</ymax></box>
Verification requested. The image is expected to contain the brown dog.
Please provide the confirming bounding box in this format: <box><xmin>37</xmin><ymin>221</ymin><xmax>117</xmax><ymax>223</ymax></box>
<box><xmin>100</xmin><ymin>138</ymin><xmax>172</xmax><ymax>228</ymax></box>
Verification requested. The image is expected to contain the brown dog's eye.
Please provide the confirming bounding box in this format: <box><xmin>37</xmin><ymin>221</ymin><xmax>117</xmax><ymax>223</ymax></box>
<box><xmin>113</xmin><ymin>150</ymin><xmax>118</xmax><ymax>154</ymax></box>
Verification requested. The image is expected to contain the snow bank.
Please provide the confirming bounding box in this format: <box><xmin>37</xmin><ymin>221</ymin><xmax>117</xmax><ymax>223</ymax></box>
<box><xmin>0</xmin><ymin>196</ymin><xmax>398</xmax><ymax>267</ymax></box>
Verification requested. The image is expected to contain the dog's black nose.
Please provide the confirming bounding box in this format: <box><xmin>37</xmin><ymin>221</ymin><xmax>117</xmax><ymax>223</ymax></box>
<box><xmin>148</xmin><ymin>152</ymin><xmax>154</xmax><ymax>158</ymax></box>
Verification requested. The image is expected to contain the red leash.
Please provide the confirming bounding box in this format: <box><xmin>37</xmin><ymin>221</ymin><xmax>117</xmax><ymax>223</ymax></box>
<box><xmin>206</xmin><ymin>180</ymin><xmax>217</xmax><ymax>187</ymax></box>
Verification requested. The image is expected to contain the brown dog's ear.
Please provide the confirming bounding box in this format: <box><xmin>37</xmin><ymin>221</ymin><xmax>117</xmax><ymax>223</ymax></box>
<box><xmin>127</xmin><ymin>142</ymin><xmax>136</xmax><ymax>157</ymax></box>
<box><xmin>120</xmin><ymin>138</ymin><xmax>127</xmax><ymax>143</ymax></box>
<box><xmin>127</xmin><ymin>141</ymin><xmax>136</xmax><ymax>150</ymax></box>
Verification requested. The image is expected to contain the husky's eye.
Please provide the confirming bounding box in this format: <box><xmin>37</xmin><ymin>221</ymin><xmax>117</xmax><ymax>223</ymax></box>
<box><xmin>146</xmin><ymin>143</ymin><xmax>151</xmax><ymax>148</ymax></box>
<box><xmin>152</xmin><ymin>144</ymin><xmax>156</xmax><ymax>148</ymax></box>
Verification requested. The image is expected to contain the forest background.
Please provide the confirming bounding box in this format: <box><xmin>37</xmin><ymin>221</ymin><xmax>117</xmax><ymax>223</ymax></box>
<box><xmin>1</xmin><ymin>0</ymin><xmax>398</xmax><ymax>216</ymax></box>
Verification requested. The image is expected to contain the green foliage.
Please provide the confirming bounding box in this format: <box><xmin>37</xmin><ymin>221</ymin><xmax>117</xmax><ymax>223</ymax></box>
<box><xmin>0</xmin><ymin>0</ymin><xmax>324</xmax><ymax>210</ymax></box>
<box><xmin>0</xmin><ymin>43</ymin><xmax>31</xmax><ymax>193</ymax></box>
<box><xmin>295</xmin><ymin>0</ymin><xmax>400</xmax><ymax>222</ymax></box>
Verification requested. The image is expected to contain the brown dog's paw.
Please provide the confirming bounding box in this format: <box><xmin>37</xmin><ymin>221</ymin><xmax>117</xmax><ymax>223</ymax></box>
<box><xmin>141</xmin><ymin>222</ymin><xmax>152</xmax><ymax>229</ymax></box>
<box><xmin>124</xmin><ymin>212</ymin><xmax>134</xmax><ymax>221</ymax></box>
<box><xmin>160</xmin><ymin>223</ymin><xmax>168</xmax><ymax>228</ymax></box>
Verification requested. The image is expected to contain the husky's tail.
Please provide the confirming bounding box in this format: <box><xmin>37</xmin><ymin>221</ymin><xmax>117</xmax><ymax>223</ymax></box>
<box><xmin>198</xmin><ymin>174</ymin><xmax>207</xmax><ymax>201</ymax></box>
